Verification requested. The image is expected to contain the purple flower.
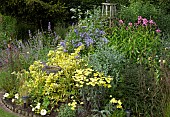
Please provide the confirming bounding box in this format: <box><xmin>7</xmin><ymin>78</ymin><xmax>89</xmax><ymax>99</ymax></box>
<box><xmin>85</xmin><ymin>36</ymin><xmax>94</xmax><ymax>47</ymax></box>
<box><xmin>99</xmin><ymin>30</ymin><xmax>105</xmax><ymax>35</ymax></box>
<box><xmin>75</xmin><ymin>56</ymin><xmax>79</xmax><ymax>59</ymax></box>
<box><xmin>156</xmin><ymin>29</ymin><xmax>161</xmax><ymax>33</ymax></box>
<box><xmin>75</xmin><ymin>42</ymin><xmax>83</xmax><ymax>47</ymax></box>
<box><xmin>60</xmin><ymin>41</ymin><xmax>66</xmax><ymax>47</ymax></box>
<box><xmin>74</xmin><ymin>29</ymin><xmax>79</xmax><ymax>35</ymax></box>
<box><xmin>63</xmin><ymin>49</ymin><xmax>68</xmax><ymax>52</ymax></box>
<box><xmin>82</xmin><ymin>26</ymin><xmax>87</xmax><ymax>29</ymax></box>
<box><xmin>142</xmin><ymin>18</ymin><xmax>148</xmax><ymax>26</ymax></box>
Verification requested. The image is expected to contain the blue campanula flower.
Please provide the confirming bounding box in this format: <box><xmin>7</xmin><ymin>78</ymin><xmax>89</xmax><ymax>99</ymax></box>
<box><xmin>84</xmin><ymin>35</ymin><xmax>94</xmax><ymax>47</ymax></box>
<box><xmin>60</xmin><ymin>41</ymin><xmax>66</xmax><ymax>47</ymax></box>
<box><xmin>75</xmin><ymin>42</ymin><xmax>83</xmax><ymax>47</ymax></box>
<box><xmin>74</xmin><ymin>29</ymin><xmax>79</xmax><ymax>35</ymax></box>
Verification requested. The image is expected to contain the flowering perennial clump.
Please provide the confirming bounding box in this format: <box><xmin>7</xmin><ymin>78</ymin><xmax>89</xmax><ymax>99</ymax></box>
<box><xmin>12</xmin><ymin>44</ymin><xmax>114</xmax><ymax>115</ymax></box>
<box><xmin>110</xmin><ymin>98</ymin><xmax>123</xmax><ymax>109</ymax></box>
<box><xmin>72</xmin><ymin>68</ymin><xmax>113</xmax><ymax>88</ymax></box>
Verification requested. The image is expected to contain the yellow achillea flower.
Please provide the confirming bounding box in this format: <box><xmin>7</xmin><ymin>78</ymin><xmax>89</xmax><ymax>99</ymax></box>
<box><xmin>110</xmin><ymin>98</ymin><xmax>118</xmax><ymax>104</ymax></box>
<box><xmin>116</xmin><ymin>104</ymin><xmax>122</xmax><ymax>109</ymax></box>
<box><xmin>68</xmin><ymin>100</ymin><xmax>77</xmax><ymax>110</ymax></box>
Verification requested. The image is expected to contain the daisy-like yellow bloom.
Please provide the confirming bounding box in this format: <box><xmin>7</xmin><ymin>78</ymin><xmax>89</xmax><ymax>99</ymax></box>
<box><xmin>110</xmin><ymin>98</ymin><xmax>118</xmax><ymax>104</ymax></box>
<box><xmin>105</xmin><ymin>77</ymin><xmax>113</xmax><ymax>83</ymax></box>
<box><xmin>93</xmin><ymin>72</ymin><xmax>98</xmax><ymax>77</ymax></box>
<box><xmin>117</xmin><ymin>100</ymin><xmax>122</xmax><ymax>105</ymax></box>
<box><xmin>68</xmin><ymin>100</ymin><xmax>77</xmax><ymax>110</ymax></box>
<box><xmin>116</xmin><ymin>104</ymin><xmax>122</xmax><ymax>109</ymax></box>
<box><xmin>107</xmin><ymin>84</ymin><xmax>112</xmax><ymax>88</ymax></box>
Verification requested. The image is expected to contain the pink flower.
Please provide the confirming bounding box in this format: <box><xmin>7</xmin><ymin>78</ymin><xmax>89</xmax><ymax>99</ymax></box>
<box><xmin>149</xmin><ymin>20</ymin><xmax>154</xmax><ymax>24</ymax></box>
<box><xmin>138</xmin><ymin>16</ymin><xmax>143</xmax><ymax>21</ymax></box>
<box><xmin>128</xmin><ymin>22</ymin><xmax>133</xmax><ymax>27</ymax></box>
<box><xmin>119</xmin><ymin>20</ymin><xmax>124</xmax><ymax>24</ymax></box>
<box><xmin>156</xmin><ymin>29</ymin><xmax>161</xmax><ymax>33</ymax></box>
<box><xmin>142</xmin><ymin>18</ymin><xmax>148</xmax><ymax>26</ymax></box>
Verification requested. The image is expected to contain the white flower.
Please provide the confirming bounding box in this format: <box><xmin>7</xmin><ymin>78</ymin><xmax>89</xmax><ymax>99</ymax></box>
<box><xmin>15</xmin><ymin>93</ymin><xmax>19</xmax><ymax>99</ymax></box>
<box><xmin>71</xmin><ymin>16</ymin><xmax>76</xmax><ymax>19</ymax></box>
<box><xmin>70</xmin><ymin>8</ymin><xmax>76</xmax><ymax>12</ymax></box>
<box><xmin>40</xmin><ymin>109</ymin><xmax>47</xmax><ymax>116</ymax></box>
<box><xmin>32</xmin><ymin>108</ymin><xmax>35</xmax><ymax>112</ymax></box>
<box><xmin>3</xmin><ymin>93</ymin><xmax>9</xmax><ymax>99</ymax></box>
<box><xmin>35</xmin><ymin>103</ymin><xmax>41</xmax><ymax>109</ymax></box>
<box><xmin>12</xmin><ymin>99</ymin><xmax>15</xmax><ymax>103</ymax></box>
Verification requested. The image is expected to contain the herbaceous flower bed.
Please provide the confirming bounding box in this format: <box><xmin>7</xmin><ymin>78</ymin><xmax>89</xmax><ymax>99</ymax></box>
<box><xmin>1</xmin><ymin>7</ymin><xmax>170</xmax><ymax>117</ymax></box>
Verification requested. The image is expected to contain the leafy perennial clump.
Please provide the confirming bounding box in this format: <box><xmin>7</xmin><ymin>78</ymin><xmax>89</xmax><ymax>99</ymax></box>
<box><xmin>13</xmin><ymin>44</ymin><xmax>114</xmax><ymax>115</ymax></box>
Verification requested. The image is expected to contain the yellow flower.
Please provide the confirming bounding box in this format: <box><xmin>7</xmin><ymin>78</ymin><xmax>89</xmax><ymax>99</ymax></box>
<box><xmin>93</xmin><ymin>73</ymin><xmax>98</xmax><ymax>77</ymax></box>
<box><xmin>107</xmin><ymin>84</ymin><xmax>112</xmax><ymax>88</ymax></box>
<box><xmin>110</xmin><ymin>98</ymin><xmax>117</xmax><ymax>104</ymax></box>
<box><xmin>117</xmin><ymin>100</ymin><xmax>122</xmax><ymax>105</ymax></box>
<box><xmin>105</xmin><ymin>77</ymin><xmax>113</xmax><ymax>83</ymax></box>
<box><xmin>71</xmin><ymin>107</ymin><xmax>75</xmax><ymax>110</ymax></box>
<box><xmin>116</xmin><ymin>104</ymin><xmax>122</xmax><ymax>109</ymax></box>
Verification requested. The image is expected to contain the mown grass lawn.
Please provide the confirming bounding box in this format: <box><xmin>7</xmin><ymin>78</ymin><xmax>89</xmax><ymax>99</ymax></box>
<box><xmin>0</xmin><ymin>108</ymin><xmax>18</xmax><ymax>117</ymax></box>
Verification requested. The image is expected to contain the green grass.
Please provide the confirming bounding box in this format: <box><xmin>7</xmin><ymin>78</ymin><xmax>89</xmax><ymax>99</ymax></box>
<box><xmin>0</xmin><ymin>108</ymin><xmax>18</xmax><ymax>117</ymax></box>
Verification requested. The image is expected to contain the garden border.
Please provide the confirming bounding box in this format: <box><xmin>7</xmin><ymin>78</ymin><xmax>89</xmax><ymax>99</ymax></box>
<box><xmin>0</xmin><ymin>92</ymin><xmax>41</xmax><ymax>117</ymax></box>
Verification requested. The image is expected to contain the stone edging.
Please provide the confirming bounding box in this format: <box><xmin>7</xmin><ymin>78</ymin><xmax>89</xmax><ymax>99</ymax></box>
<box><xmin>1</xmin><ymin>98</ymin><xmax>41</xmax><ymax>117</ymax></box>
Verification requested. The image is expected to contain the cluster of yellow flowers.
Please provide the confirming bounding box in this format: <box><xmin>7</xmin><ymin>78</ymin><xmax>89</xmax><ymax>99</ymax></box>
<box><xmin>68</xmin><ymin>100</ymin><xmax>77</xmax><ymax>110</ymax></box>
<box><xmin>72</xmin><ymin>68</ymin><xmax>113</xmax><ymax>88</ymax></box>
<box><xmin>110</xmin><ymin>97</ymin><xmax>123</xmax><ymax>109</ymax></box>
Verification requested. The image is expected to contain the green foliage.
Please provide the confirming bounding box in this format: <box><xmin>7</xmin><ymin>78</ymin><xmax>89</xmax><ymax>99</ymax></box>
<box><xmin>0</xmin><ymin>0</ymin><xmax>65</xmax><ymax>24</ymax></box>
<box><xmin>88</xmin><ymin>45</ymin><xmax>124</xmax><ymax>77</ymax></box>
<box><xmin>57</xmin><ymin>104</ymin><xmax>76</xmax><ymax>117</ymax></box>
<box><xmin>119</xmin><ymin>1</ymin><xmax>160</xmax><ymax>23</ymax></box>
<box><xmin>106</xmin><ymin>17</ymin><xmax>161</xmax><ymax>66</ymax></box>
<box><xmin>65</xmin><ymin>7</ymin><xmax>109</xmax><ymax>54</ymax></box>
<box><xmin>0</xmin><ymin>14</ymin><xmax>17</xmax><ymax>49</ymax></box>
<box><xmin>118</xmin><ymin>1</ymin><xmax>170</xmax><ymax>34</ymax></box>
<box><xmin>119</xmin><ymin>63</ymin><xmax>165</xmax><ymax>117</ymax></box>
<box><xmin>0</xmin><ymin>108</ymin><xmax>18</xmax><ymax>117</ymax></box>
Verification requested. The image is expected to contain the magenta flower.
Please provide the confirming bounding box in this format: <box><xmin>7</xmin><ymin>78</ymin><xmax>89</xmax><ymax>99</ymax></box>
<box><xmin>138</xmin><ymin>16</ymin><xmax>143</xmax><ymax>21</ymax></box>
<box><xmin>142</xmin><ymin>18</ymin><xmax>148</xmax><ymax>26</ymax></box>
<box><xmin>128</xmin><ymin>22</ymin><xmax>133</xmax><ymax>27</ymax></box>
<box><xmin>149</xmin><ymin>20</ymin><xmax>154</xmax><ymax>24</ymax></box>
<box><xmin>156</xmin><ymin>29</ymin><xmax>161</xmax><ymax>33</ymax></box>
<box><xmin>119</xmin><ymin>20</ymin><xmax>124</xmax><ymax>24</ymax></box>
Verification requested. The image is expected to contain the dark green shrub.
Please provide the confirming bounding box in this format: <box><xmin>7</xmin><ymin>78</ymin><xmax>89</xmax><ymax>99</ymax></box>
<box><xmin>57</xmin><ymin>104</ymin><xmax>76</xmax><ymax>117</ymax></box>
<box><xmin>119</xmin><ymin>62</ymin><xmax>165</xmax><ymax>117</ymax></box>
